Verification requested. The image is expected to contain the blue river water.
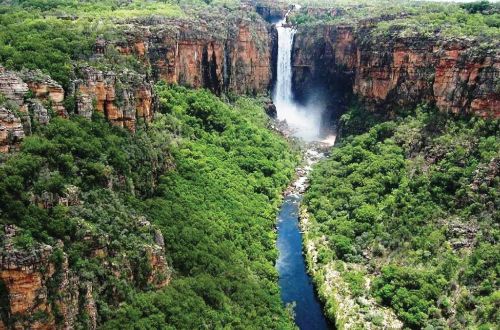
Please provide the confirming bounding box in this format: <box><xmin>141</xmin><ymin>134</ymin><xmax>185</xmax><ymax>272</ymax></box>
<box><xmin>276</xmin><ymin>194</ymin><xmax>331</xmax><ymax>330</ymax></box>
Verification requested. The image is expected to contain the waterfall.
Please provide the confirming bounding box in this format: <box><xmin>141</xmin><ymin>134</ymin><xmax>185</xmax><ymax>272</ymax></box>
<box><xmin>274</xmin><ymin>18</ymin><xmax>296</xmax><ymax>105</ymax></box>
<box><xmin>273</xmin><ymin>11</ymin><xmax>323</xmax><ymax>142</ymax></box>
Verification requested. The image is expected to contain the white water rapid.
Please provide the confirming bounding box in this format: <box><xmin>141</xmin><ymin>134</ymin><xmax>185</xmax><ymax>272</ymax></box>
<box><xmin>273</xmin><ymin>11</ymin><xmax>324</xmax><ymax>142</ymax></box>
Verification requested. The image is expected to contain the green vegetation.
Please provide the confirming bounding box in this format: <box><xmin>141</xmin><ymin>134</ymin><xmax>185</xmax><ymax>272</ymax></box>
<box><xmin>0</xmin><ymin>2</ymin><xmax>135</xmax><ymax>88</ymax></box>
<box><xmin>305</xmin><ymin>105</ymin><xmax>499</xmax><ymax>328</ymax></box>
<box><xmin>461</xmin><ymin>1</ymin><xmax>495</xmax><ymax>14</ymax></box>
<box><xmin>101</xmin><ymin>85</ymin><xmax>297</xmax><ymax>328</ymax></box>
<box><xmin>289</xmin><ymin>0</ymin><xmax>499</xmax><ymax>41</ymax></box>
<box><xmin>0</xmin><ymin>0</ymin><xmax>244</xmax><ymax>89</ymax></box>
<box><xmin>0</xmin><ymin>84</ymin><xmax>298</xmax><ymax>328</ymax></box>
<box><xmin>374</xmin><ymin>4</ymin><xmax>499</xmax><ymax>39</ymax></box>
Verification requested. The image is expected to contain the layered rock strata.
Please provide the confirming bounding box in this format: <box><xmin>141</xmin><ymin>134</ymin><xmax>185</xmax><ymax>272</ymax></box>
<box><xmin>111</xmin><ymin>16</ymin><xmax>273</xmax><ymax>95</ymax></box>
<box><xmin>292</xmin><ymin>24</ymin><xmax>499</xmax><ymax>117</ymax></box>
<box><xmin>73</xmin><ymin>66</ymin><xmax>154</xmax><ymax>131</ymax></box>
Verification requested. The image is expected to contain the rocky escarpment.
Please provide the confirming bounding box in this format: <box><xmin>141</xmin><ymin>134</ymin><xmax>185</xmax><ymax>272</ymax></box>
<box><xmin>72</xmin><ymin>65</ymin><xmax>154</xmax><ymax>131</ymax></box>
<box><xmin>292</xmin><ymin>22</ymin><xmax>499</xmax><ymax>118</ymax></box>
<box><xmin>0</xmin><ymin>65</ymin><xmax>154</xmax><ymax>151</ymax></box>
<box><xmin>0</xmin><ymin>67</ymin><xmax>56</xmax><ymax>153</ymax></box>
<box><xmin>0</xmin><ymin>11</ymin><xmax>276</xmax><ymax>153</ymax></box>
<box><xmin>0</xmin><ymin>108</ymin><xmax>24</xmax><ymax>154</ymax></box>
<box><xmin>110</xmin><ymin>15</ymin><xmax>273</xmax><ymax>95</ymax></box>
<box><xmin>0</xmin><ymin>225</ymin><xmax>87</xmax><ymax>330</ymax></box>
<box><xmin>0</xmin><ymin>220</ymin><xmax>171</xmax><ymax>330</ymax></box>
<box><xmin>20</xmin><ymin>71</ymin><xmax>66</xmax><ymax>118</ymax></box>
<box><xmin>0</xmin><ymin>178</ymin><xmax>171</xmax><ymax>329</ymax></box>
<box><xmin>291</xmin><ymin>24</ymin><xmax>356</xmax><ymax>121</ymax></box>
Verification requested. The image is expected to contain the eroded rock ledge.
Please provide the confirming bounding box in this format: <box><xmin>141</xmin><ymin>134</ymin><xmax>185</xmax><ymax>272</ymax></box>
<box><xmin>0</xmin><ymin>219</ymin><xmax>171</xmax><ymax>330</ymax></box>
<box><xmin>292</xmin><ymin>23</ymin><xmax>499</xmax><ymax>118</ymax></box>
<box><xmin>293</xmin><ymin>17</ymin><xmax>500</xmax><ymax>118</ymax></box>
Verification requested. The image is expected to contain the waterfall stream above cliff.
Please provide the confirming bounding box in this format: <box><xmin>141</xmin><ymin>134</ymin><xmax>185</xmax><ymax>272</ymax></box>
<box><xmin>273</xmin><ymin>17</ymin><xmax>324</xmax><ymax>141</ymax></box>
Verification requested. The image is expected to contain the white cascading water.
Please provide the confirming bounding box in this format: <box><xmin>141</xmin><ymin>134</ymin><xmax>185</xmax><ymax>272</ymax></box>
<box><xmin>273</xmin><ymin>11</ymin><xmax>323</xmax><ymax>141</ymax></box>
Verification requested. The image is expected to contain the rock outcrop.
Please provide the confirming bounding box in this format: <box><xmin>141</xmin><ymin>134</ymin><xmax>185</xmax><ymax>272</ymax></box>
<box><xmin>291</xmin><ymin>24</ymin><xmax>356</xmax><ymax>119</ymax></box>
<box><xmin>73</xmin><ymin>66</ymin><xmax>154</xmax><ymax>131</ymax></box>
<box><xmin>20</xmin><ymin>70</ymin><xmax>66</xmax><ymax>117</ymax></box>
<box><xmin>0</xmin><ymin>10</ymin><xmax>275</xmax><ymax>153</ymax></box>
<box><xmin>110</xmin><ymin>15</ymin><xmax>273</xmax><ymax>95</ymax></box>
<box><xmin>0</xmin><ymin>67</ymin><xmax>29</xmax><ymax>152</ymax></box>
<box><xmin>0</xmin><ymin>64</ymin><xmax>154</xmax><ymax>148</ymax></box>
<box><xmin>0</xmin><ymin>220</ymin><xmax>171</xmax><ymax>329</ymax></box>
<box><xmin>292</xmin><ymin>23</ymin><xmax>500</xmax><ymax>118</ymax></box>
<box><xmin>0</xmin><ymin>67</ymin><xmax>70</xmax><ymax>152</ymax></box>
<box><xmin>433</xmin><ymin>41</ymin><xmax>499</xmax><ymax>117</ymax></box>
<box><xmin>0</xmin><ymin>107</ymin><xmax>24</xmax><ymax>153</ymax></box>
<box><xmin>0</xmin><ymin>67</ymin><xmax>29</xmax><ymax>112</ymax></box>
<box><xmin>0</xmin><ymin>225</ymin><xmax>84</xmax><ymax>330</ymax></box>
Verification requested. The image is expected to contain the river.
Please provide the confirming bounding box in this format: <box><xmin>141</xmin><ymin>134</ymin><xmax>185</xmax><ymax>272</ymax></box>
<box><xmin>277</xmin><ymin>193</ymin><xmax>330</xmax><ymax>330</ymax></box>
<box><xmin>273</xmin><ymin>6</ymin><xmax>335</xmax><ymax>329</ymax></box>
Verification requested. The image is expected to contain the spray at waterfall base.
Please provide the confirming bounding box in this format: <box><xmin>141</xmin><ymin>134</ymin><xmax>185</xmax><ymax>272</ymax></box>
<box><xmin>272</xmin><ymin>10</ymin><xmax>333</xmax><ymax>143</ymax></box>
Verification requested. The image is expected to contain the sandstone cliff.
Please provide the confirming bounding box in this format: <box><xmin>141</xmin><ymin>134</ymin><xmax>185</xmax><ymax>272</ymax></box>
<box><xmin>72</xmin><ymin>65</ymin><xmax>154</xmax><ymax>131</ymax></box>
<box><xmin>0</xmin><ymin>225</ymin><xmax>82</xmax><ymax>330</ymax></box>
<box><xmin>109</xmin><ymin>15</ymin><xmax>273</xmax><ymax>95</ymax></box>
<box><xmin>0</xmin><ymin>12</ymin><xmax>275</xmax><ymax>153</ymax></box>
<box><xmin>0</xmin><ymin>65</ymin><xmax>155</xmax><ymax>151</ymax></box>
<box><xmin>0</xmin><ymin>220</ymin><xmax>171</xmax><ymax>329</ymax></box>
<box><xmin>292</xmin><ymin>23</ymin><xmax>499</xmax><ymax>118</ymax></box>
<box><xmin>20</xmin><ymin>70</ymin><xmax>67</xmax><ymax>118</ymax></box>
<box><xmin>0</xmin><ymin>107</ymin><xmax>24</xmax><ymax>154</ymax></box>
<box><xmin>0</xmin><ymin>67</ymin><xmax>40</xmax><ymax>152</ymax></box>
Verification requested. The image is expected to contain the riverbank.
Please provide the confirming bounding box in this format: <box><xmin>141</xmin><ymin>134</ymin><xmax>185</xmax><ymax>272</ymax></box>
<box><xmin>294</xmin><ymin>133</ymin><xmax>402</xmax><ymax>329</ymax></box>
<box><xmin>300</xmin><ymin>206</ymin><xmax>403</xmax><ymax>329</ymax></box>
<box><xmin>298</xmin><ymin>131</ymin><xmax>403</xmax><ymax>329</ymax></box>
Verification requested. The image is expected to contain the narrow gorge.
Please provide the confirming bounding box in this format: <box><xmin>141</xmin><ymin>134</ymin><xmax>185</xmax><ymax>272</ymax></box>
<box><xmin>0</xmin><ymin>1</ymin><xmax>498</xmax><ymax>329</ymax></box>
<box><xmin>273</xmin><ymin>9</ymin><xmax>332</xmax><ymax>329</ymax></box>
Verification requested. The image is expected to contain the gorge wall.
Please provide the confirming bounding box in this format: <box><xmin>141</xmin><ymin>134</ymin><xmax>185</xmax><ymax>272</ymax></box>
<box><xmin>2</xmin><ymin>9</ymin><xmax>498</xmax><ymax>155</ymax></box>
<box><xmin>0</xmin><ymin>221</ymin><xmax>170</xmax><ymax>330</ymax></box>
<box><xmin>110</xmin><ymin>16</ymin><xmax>273</xmax><ymax>95</ymax></box>
<box><xmin>0</xmin><ymin>15</ymin><xmax>275</xmax><ymax>153</ymax></box>
<box><xmin>292</xmin><ymin>22</ymin><xmax>499</xmax><ymax>118</ymax></box>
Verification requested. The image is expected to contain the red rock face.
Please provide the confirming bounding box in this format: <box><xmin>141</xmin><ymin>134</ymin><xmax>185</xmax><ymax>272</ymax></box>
<box><xmin>0</xmin><ymin>68</ymin><xmax>70</xmax><ymax>152</ymax></box>
<box><xmin>0</xmin><ymin>107</ymin><xmax>24</xmax><ymax>153</ymax></box>
<box><xmin>291</xmin><ymin>25</ymin><xmax>357</xmax><ymax>103</ymax></box>
<box><xmin>23</xmin><ymin>77</ymin><xmax>66</xmax><ymax>117</ymax></box>
<box><xmin>293</xmin><ymin>25</ymin><xmax>499</xmax><ymax>118</ymax></box>
<box><xmin>135</xmin><ymin>84</ymin><xmax>154</xmax><ymax>123</ymax></box>
<box><xmin>354</xmin><ymin>37</ymin><xmax>436</xmax><ymax>106</ymax></box>
<box><xmin>0</xmin><ymin>67</ymin><xmax>29</xmax><ymax>112</ymax></box>
<box><xmin>114</xmin><ymin>20</ymin><xmax>272</xmax><ymax>95</ymax></box>
<box><xmin>146</xmin><ymin>245</ymin><xmax>171</xmax><ymax>288</ymax></box>
<box><xmin>227</xmin><ymin>24</ymin><xmax>272</xmax><ymax>94</ymax></box>
<box><xmin>0</xmin><ymin>68</ymin><xmax>28</xmax><ymax>152</ymax></box>
<box><xmin>162</xmin><ymin>39</ymin><xmax>224</xmax><ymax>90</ymax></box>
<box><xmin>0</xmin><ymin>226</ymin><xmax>78</xmax><ymax>330</ymax></box>
<box><xmin>433</xmin><ymin>43</ymin><xmax>500</xmax><ymax>117</ymax></box>
<box><xmin>0</xmin><ymin>222</ymin><xmax>171</xmax><ymax>329</ymax></box>
<box><xmin>74</xmin><ymin>66</ymin><xmax>154</xmax><ymax>131</ymax></box>
<box><xmin>326</xmin><ymin>25</ymin><xmax>357</xmax><ymax>69</ymax></box>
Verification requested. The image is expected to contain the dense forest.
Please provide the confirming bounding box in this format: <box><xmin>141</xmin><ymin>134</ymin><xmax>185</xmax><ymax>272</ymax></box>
<box><xmin>0</xmin><ymin>84</ymin><xmax>298</xmax><ymax>328</ymax></box>
<box><xmin>0</xmin><ymin>0</ymin><xmax>498</xmax><ymax>329</ymax></box>
<box><xmin>101</xmin><ymin>85</ymin><xmax>298</xmax><ymax>329</ymax></box>
<box><xmin>304</xmin><ymin>105</ymin><xmax>499</xmax><ymax>329</ymax></box>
